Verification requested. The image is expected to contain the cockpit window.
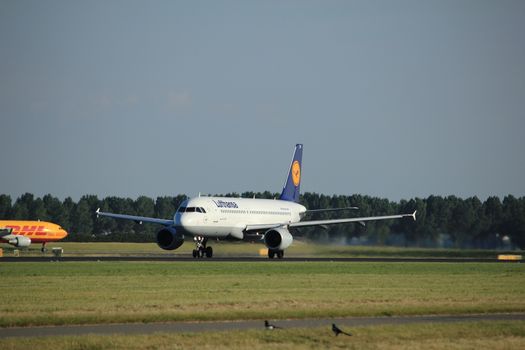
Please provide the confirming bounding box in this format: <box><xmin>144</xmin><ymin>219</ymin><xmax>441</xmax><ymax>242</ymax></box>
<box><xmin>178</xmin><ymin>206</ymin><xmax>206</xmax><ymax>213</ymax></box>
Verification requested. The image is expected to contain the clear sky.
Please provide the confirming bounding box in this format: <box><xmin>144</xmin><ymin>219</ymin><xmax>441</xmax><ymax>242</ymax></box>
<box><xmin>1</xmin><ymin>0</ymin><xmax>524</xmax><ymax>202</ymax></box>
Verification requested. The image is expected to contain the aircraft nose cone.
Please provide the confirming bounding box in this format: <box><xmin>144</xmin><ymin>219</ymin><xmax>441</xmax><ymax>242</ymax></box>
<box><xmin>180</xmin><ymin>215</ymin><xmax>195</xmax><ymax>228</ymax></box>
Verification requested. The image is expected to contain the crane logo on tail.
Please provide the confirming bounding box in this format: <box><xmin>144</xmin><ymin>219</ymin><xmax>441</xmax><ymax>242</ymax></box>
<box><xmin>292</xmin><ymin>160</ymin><xmax>301</xmax><ymax>187</ymax></box>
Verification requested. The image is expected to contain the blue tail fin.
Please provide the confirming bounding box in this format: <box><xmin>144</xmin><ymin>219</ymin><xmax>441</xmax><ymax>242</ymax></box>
<box><xmin>279</xmin><ymin>144</ymin><xmax>303</xmax><ymax>202</ymax></box>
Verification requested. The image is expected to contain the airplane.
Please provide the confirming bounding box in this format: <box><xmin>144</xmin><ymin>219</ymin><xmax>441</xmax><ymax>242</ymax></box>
<box><xmin>0</xmin><ymin>220</ymin><xmax>68</xmax><ymax>252</ymax></box>
<box><xmin>96</xmin><ymin>144</ymin><xmax>416</xmax><ymax>259</ymax></box>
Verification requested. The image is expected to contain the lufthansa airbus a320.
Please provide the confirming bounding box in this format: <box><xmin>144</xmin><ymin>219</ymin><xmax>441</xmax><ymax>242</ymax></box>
<box><xmin>96</xmin><ymin>144</ymin><xmax>415</xmax><ymax>259</ymax></box>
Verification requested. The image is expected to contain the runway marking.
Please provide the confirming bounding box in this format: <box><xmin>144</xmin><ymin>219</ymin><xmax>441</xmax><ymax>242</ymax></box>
<box><xmin>2</xmin><ymin>313</ymin><xmax>524</xmax><ymax>338</ymax></box>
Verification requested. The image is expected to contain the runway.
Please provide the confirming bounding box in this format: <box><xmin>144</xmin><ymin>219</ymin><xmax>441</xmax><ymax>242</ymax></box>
<box><xmin>0</xmin><ymin>256</ymin><xmax>514</xmax><ymax>263</ymax></box>
<box><xmin>2</xmin><ymin>313</ymin><xmax>524</xmax><ymax>338</ymax></box>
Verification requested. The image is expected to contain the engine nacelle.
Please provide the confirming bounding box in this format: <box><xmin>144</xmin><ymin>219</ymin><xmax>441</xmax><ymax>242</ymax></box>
<box><xmin>156</xmin><ymin>227</ymin><xmax>184</xmax><ymax>250</ymax></box>
<box><xmin>264</xmin><ymin>228</ymin><xmax>293</xmax><ymax>250</ymax></box>
<box><xmin>8</xmin><ymin>236</ymin><xmax>31</xmax><ymax>248</ymax></box>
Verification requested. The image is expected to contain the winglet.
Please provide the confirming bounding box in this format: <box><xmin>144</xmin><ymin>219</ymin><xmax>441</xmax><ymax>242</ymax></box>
<box><xmin>96</xmin><ymin>208</ymin><xmax>100</xmax><ymax>218</ymax></box>
<box><xmin>412</xmin><ymin>210</ymin><xmax>417</xmax><ymax>221</ymax></box>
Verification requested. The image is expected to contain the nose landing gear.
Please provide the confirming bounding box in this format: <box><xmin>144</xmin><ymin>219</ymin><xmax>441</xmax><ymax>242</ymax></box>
<box><xmin>268</xmin><ymin>249</ymin><xmax>284</xmax><ymax>259</ymax></box>
<box><xmin>192</xmin><ymin>236</ymin><xmax>213</xmax><ymax>258</ymax></box>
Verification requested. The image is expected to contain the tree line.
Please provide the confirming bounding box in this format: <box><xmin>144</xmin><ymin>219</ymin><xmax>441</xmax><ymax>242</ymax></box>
<box><xmin>1</xmin><ymin>192</ymin><xmax>524</xmax><ymax>249</ymax></box>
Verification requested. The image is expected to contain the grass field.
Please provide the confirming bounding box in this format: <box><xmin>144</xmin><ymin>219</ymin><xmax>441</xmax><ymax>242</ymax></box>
<box><xmin>1</xmin><ymin>261</ymin><xmax>523</xmax><ymax>327</ymax></box>
<box><xmin>2</xmin><ymin>241</ymin><xmax>524</xmax><ymax>258</ymax></box>
<box><xmin>1</xmin><ymin>321</ymin><xmax>525</xmax><ymax>349</ymax></box>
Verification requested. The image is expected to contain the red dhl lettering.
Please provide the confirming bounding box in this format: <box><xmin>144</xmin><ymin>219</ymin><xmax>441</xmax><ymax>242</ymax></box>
<box><xmin>6</xmin><ymin>225</ymin><xmax>46</xmax><ymax>235</ymax></box>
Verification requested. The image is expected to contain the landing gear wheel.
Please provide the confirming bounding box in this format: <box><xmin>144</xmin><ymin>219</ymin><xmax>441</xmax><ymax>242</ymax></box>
<box><xmin>268</xmin><ymin>250</ymin><xmax>275</xmax><ymax>259</ymax></box>
<box><xmin>193</xmin><ymin>236</ymin><xmax>213</xmax><ymax>259</ymax></box>
<box><xmin>277</xmin><ymin>250</ymin><xmax>284</xmax><ymax>259</ymax></box>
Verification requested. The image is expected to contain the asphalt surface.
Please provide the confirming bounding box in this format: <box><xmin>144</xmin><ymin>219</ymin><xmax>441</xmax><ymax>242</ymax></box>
<box><xmin>0</xmin><ymin>256</ymin><xmax>517</xmax><ymax>263</ymax></box>
<box><xmin>2</xmin><ymin>314</ymin><xmax>524</xmax><ymax>338</ymax></box>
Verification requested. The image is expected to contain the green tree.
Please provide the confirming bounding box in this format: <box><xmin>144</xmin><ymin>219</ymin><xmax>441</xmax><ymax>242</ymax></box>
<box><xmin>71</xmin><ymin>198</ymin><xmax>93</xmax><ymax>240</ymax></box>
<box><xmin>31</xmin><ymin>198</ymin><xmax>49</xmax><ymax>221</ymax></box>
<box><xmin>0</xmin><ymin>194</ymin><xmax>12</xmax><ymax>219</ymax></box>
<box><xmin>395</xmin><ymin>198</ymin><xmax>426</xmax><ymax>246</ymax></box>
<box><xmin>501</xmin><ymin>195</ymin><xmax>525</xmax><ymax>249</ymax></box>
<box><xmin>447</xmin><ymin>196</ymin><xmax>477</xmax><ymax>248</ymax></box>
<box><xmin>425</xmin><ymin>195</ymin><xmax>447</xmax><ymax>237</ymax></box>
<box><xmin>106</xmin><ymin>197</ymin><xmax>136</xmax><ymax>240</ymax></box>
<box><xmin>95</xmin><ymin>198</ymin><xmax>118</xmax><ymax>240</ymax></box>
<box><xmin>11</xmin><ymin>193</ymin><xmax>33</xmax><ymax>219</ymax></box>
<box><xmin>42</xmin><ymin>194</ymin><xmax>69</xmax><ymax>230</ymax></box>
<box><xmin>2</xmin><ymin>192</ymin><xmax>523</xmax><ymax>247</ymax></box>
<box><xmin>155</xmin><ymin>196</ymin><xmax>176</xmax><ymax>219</ymax></box>
<box><xmin>483</xmin><ymin>196</ymin><xmax>503</xmax><ymax>233</ymax></box>
<box><xmin>133</xmin><ymin>196</ymin><xmax>155</xmax><ymax>240</ymax></box>
<box><xmin>60</xmin><ymin>197</ymin><xmax>75</xmax><ymax>233</ymax></box>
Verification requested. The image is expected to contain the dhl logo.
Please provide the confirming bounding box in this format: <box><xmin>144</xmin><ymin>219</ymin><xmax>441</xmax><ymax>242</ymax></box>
<box><xmin>5</xmin><ymin>225</ymin><xmax>52</xmax><ymax>236</ymax></box>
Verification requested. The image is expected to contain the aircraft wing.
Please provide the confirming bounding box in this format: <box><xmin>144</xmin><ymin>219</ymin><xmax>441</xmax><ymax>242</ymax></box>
<box><xmin>244</xmin><ymin>211</ymin><xmax>416</xmax><ymax>232</ymax></box>
<box><xmin>244</xmin><ymin>223</ymin><xmax>283</xmax><ymax>232</ymax></box>
<box><xmin>96</xmin><ymin>208</ymin><xmax>175</xmax><ymax>226</ymax></box>
<box><xmin>289</xmin><ymin>211</ymin><xmax>416</xmax><ymax>228</ymax></box>
<box><xmin>305</xmin><ymin>206</ymin><xmax>359</xmax><ymax>214</ymax></box>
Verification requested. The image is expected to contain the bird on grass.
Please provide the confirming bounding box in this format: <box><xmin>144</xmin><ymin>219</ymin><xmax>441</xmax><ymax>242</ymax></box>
<box><xmin>265</xmin><ymin>320</ymin><xmax>282</xmax><ymax>330</ymax></box>
<box><xmin>332</xmin><ymin>323</ymin><xmax>352</xmax><ymax>336</ymax></box>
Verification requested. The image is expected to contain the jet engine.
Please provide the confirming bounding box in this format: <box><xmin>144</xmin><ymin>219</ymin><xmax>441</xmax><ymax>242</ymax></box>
<box><xmin>263</xmin><ymin>228</ymin><xmax>293</xmax><ymax>251</ymax></box>
<box><xmin>156</xmin><ymin>227</ymin><xmax>184</xmax><ymax>250</ymax></box>
<box><xmin>8</xmin><ymin>236</ymin><xmax>31</xmax><ymax>248</ymax></box>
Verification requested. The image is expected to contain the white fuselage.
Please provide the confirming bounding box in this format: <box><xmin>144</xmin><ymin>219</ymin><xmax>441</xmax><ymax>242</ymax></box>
<box><xmin>174</xmin><ymin>197</ymin><xmax>306</xmax><ymax>239</ymax></box>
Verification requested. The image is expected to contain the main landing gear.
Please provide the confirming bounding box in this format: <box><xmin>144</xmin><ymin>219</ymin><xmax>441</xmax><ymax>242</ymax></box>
<box><xmin>268</xmin><ymin>249</ymin><xmax>284</xmax><ymax>259</ymax></box>
<box><xmin>192</xmin><ymin>236</ymin><xmax>213</xmax><ymax>258</ymax></box>
<box><xmin>41</xmin><ymin>242</ymin><xmax>47</xmax><ymax>253</ymax></box>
